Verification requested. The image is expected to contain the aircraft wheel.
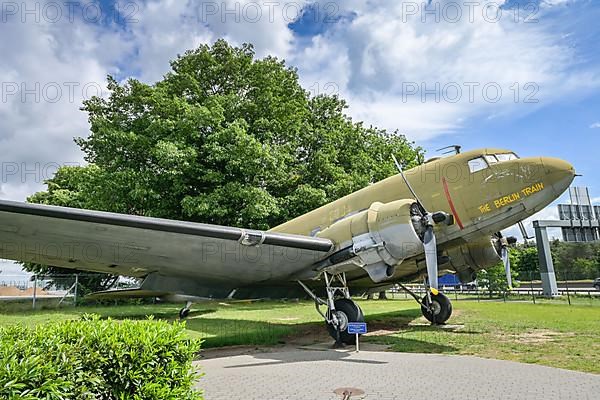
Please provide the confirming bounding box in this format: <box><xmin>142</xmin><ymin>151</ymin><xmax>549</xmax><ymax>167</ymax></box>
<box><xmin>326</xmin><ymin>298</ymin><xmax>364</xmax><ymax>345</ymax></box>
<box><xmin>179</xmin><ymin>307</ymin><xmax>190</xmax><ymax>320</ymax></box>
<box><xmin>421</xmin><ymin>292</ymin><xmax>452</xmax><ymax>325</ymax></box>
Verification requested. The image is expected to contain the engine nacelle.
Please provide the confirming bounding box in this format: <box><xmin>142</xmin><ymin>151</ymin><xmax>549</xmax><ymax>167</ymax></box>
<box><xmin>317</xmin><ymin>200</ymin><xmax>424</xmax><ymax>282</ymax></box>
<box><xmin>445</xmin><ymin>237</ymin><xmax>502</xmax><ymax>283</ymax></box>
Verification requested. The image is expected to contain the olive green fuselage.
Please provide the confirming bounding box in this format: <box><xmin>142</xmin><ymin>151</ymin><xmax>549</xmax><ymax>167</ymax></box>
<box><xmin>270</xmin><ymin>148</ymin><xmax>574</xmax><ymax>289</ymax></box>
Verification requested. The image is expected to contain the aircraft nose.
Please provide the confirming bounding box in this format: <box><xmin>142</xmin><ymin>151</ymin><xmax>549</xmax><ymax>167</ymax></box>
<box><xmin>541</xmin><ymin>157</ymin><xmax>575</xmax><ymax>195</ymax></box>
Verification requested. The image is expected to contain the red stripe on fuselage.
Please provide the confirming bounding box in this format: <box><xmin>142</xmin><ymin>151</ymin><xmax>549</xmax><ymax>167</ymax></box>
<box><xmin>442</xmin><ymin>177</ymin><xmax>464</xmax><ymax>230</ymax></box>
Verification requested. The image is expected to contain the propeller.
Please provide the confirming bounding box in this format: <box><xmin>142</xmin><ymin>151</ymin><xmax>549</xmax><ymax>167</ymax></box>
<box><xmin>501</xmin><ymin>245</ymin><xmax>512</xmax><ymax>289</ymax></box>
<box><xmin>423</xmin><ymin>222</ymin><xmax>439</xmax><ymax>290</ymax></box>
<box><xmin>497</xmin><ymin>233</ymin><xmax>517</xmax><ymax>290</ymax></box>
<box><xmin>392</xmin><ymin>155</ymin><xmax>448</xmax><ymax>291</ymax></box>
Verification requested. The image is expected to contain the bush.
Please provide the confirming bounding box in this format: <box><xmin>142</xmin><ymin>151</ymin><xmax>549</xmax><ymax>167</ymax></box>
<box><xmin>0</xmin><ymin>315</ymin><xmax>202</xmax><ymax>399</ymax></box>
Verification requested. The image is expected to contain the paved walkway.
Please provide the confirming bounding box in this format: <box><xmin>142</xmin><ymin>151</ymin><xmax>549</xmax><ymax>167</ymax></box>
<box><xmin>195</xmin><ymin>347</ymin><xmax>600</xmax><ymax>400</ymax></box>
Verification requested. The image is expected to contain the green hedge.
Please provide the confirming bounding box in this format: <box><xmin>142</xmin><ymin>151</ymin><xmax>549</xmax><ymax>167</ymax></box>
<box><xmin>0</xmin><ymin>315</ymin><xmax>202</xmax><ymax>399</ymax></box>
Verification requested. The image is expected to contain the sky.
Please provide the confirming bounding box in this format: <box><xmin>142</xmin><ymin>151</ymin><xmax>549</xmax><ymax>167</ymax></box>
<box><xmin>0</xmin><ymin>0</ymin><xmax>599</xmax><ymax>277</ymax></box>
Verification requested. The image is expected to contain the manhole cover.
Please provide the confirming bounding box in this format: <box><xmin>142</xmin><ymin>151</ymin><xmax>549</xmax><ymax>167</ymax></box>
<box><xmin>333</xmin><ymin>387</ymin><xmax>365</xmax><ymax>399</ymax></box>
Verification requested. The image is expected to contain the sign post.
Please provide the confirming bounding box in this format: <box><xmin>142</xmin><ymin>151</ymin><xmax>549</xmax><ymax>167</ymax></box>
<box><xmin>347</xmin><ymin>322</ymin><xmax>367</xmax><ymax>352</ymax></box>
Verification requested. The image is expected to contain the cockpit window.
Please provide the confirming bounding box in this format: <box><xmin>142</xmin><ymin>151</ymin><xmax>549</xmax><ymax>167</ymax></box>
<box><xmin>495</xmin><ymin>153</ymin><xmax>519</xmax><ymax>162</ymax></box>
<box><xmin>468</xmin><ymin>157</ymin><xmax>488</xmax><ymax>173</ymax></box>
<box><xmin>484</xmin><ymin>155</ymin><xmax>499</xmax><ymax>165</ymax></box>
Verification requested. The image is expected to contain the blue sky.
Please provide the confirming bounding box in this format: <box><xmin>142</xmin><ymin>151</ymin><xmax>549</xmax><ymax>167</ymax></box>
<box><xmin>289</xmin><ymin>0</ymin><xmax>600</xmax><ymax>209</ymax></box>
<box><xmin>0</xmin><ymin>1</ymin><xmax>599</xmax><ymax>274</ymax></box>
<box><xmin>419</xmin><ymin>0</ymin><xmax>600</xmax><ymax>233</ymax></box>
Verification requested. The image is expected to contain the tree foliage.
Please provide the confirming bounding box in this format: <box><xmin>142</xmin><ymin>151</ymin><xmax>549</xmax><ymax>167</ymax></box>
<box><xmin>551</xmin><ymin>240</ymin><xmax>600</xmax><ymax>280</ymax></box>
<box><xmin>30</xmin><ymin>39</ymin><xmax>422</xmax><ymax>229</ymax></box>
<box><xmin>23</xmin><ymin>40</ymin><xmax>424</xmax><ymax>285</ymax></box>
<box><xmin>477</xmin><ymin>262</ymin><xmax>518</xmax><ymax>295</ymax></box>
<box><xmin>495</xmin><ymin>241</ymin><xmax>600</xmax><ymax>282</ymax></box>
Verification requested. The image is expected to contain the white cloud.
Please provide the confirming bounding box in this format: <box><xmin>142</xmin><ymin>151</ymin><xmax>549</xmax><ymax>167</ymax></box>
<box><xmin>0</xmin><ymin>8</ymin><xmax>120</xmax><ymax>200</ymax></box>
<box><xmin>1</xmin><ymin>0</ymin><xmax>598</xmax><ymax>204</ymax></box>
<box><xmin>121</xmin><ymin>0</ymin><xmax>305</xmax><ymax>82</ymax></box>
<box><xmin>0</xmin><ymin>259</ymin><xmax>32</xmax><ymax>280</ymax></box>
<box><xmin>0</xmin><ymin>0</ymin><xmax>299</xmax><ymax>200</ymax></box>
<box><xmin>293</xmin><ymin>0</ymin><xmax>599</xmax><ymax>138</ymax></box>
<box><xmin>590</xmin><ymin>122</ymin><xmax>600</xmax><ymax>128</ymax></box>
<box><xmin>541</xmin><ymin>0</ymin><xmax>575</xmax><ymax>7</ymax></box>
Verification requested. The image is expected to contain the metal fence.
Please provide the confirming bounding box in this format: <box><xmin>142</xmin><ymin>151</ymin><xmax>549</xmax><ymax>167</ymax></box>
<box><xmin>0</xmin><ymin>273</ymin><xmax>137</xmax><ymax>309</ymax></box>
<box><xmin>1</xmin><ymin>271</ymin><xmax>599</xmax><ymax>310</ymax></box>
<box><xmin>386</xmin><ymin>270</ymin><xmax>599</xmax><ymax>306</ymax></box>
<box><xmin>1</xmin><ymin>274</ymin><xmax>75</xmax><ymax>308</ymax></box>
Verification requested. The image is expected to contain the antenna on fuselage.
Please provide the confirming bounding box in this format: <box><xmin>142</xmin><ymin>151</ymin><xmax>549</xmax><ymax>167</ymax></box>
<box><xmin>436</xmin><ymin>145</ymin><xmax>461</xmax><ymax>155</ymax></box>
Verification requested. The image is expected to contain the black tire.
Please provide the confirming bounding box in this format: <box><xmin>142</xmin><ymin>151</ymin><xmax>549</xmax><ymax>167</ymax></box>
<box><xmin>326</xmin><ymin>298</ymin><xmax>364</xmax><ymax>345</ymax></box>
<box><xmin>179</xmin><ymin>307</ymin><xmax>190</xmax><ymax>320</ymax></box>
<box><xmin>421</xmin><ymin>292</ymin><xmax>452</xmax><ymax>325</ymax></box>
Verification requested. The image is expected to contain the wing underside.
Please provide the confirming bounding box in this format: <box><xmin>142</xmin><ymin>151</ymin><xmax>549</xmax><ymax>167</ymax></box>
<box><xmin>0</xmin><ymin>200</ymin><xmax>334</xmax><ymax>289</ymax></box>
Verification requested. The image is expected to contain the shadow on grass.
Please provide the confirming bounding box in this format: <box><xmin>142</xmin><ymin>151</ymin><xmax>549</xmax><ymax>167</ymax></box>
<box><xmin>98</xmin><ymin>308</ymin><xmax>219</xmax><ymax>321</ymax></box>
<box><xmin>360</xmin><ymin>308</ymin><xmax>470</xmax><ymax>354</ymax></box>
<box><xmin>185</xmin><ymin>317</ymin><xmax>302</xmax><ymax>348</ymax></box>
<box><xmin>365</xmin><ymin>308</ymin><xmax>422</xmax><ymax>327</ymax></box>
<box><xmin>0</xmin><ymin>300</ymin><xmax>478</xmax><ymax>353</ymax></box>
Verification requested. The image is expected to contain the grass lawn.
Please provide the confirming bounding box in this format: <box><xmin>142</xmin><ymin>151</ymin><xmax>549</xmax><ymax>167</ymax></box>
<box><xmin>1</xmin><ymin>298</ymin><xmax>599</xmax><ymax>374</ymax></box>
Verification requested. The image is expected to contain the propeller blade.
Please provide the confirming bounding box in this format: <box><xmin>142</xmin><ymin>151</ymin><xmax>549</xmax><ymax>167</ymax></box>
<box><xmin>501</xmin><ymin>246</ymin><xmax>513</xmax><ymax>289</ymax></box>
<box><xmin>391</xmin><ymin>154</ymin><xmax>427</xmax><ymax>214</ymax></box>
<box><xmin>423</xmin><ymin>226</ymin><xmax>439</xmax><ymax>290</ymax></box>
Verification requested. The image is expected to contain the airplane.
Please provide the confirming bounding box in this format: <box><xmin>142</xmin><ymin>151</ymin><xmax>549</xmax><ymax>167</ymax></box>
<box><xmin>0</xmin><ymin>148</ymin><xmax>574</xmax><ymax>345</ymax></box>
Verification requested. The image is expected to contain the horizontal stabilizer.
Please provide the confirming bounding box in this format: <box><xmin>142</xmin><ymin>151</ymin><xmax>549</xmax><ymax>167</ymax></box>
<box><xmin>87</xmin><ymin>288</ymin><xmax>169</xmax><ymax>299</ymax></box>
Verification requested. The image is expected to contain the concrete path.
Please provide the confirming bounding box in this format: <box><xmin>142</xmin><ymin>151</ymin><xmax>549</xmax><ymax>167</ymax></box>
<box><xmin>195</xmin><ymin>347</ymin><xmax>600</xmax><ymax>400</ymax></box>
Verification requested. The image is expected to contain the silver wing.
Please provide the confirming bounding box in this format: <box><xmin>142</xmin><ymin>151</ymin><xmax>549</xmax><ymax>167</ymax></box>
<box><xmin>0</xmin><ymin>200</ymin><xmax>333</xmax><ymax>298</ymax></box>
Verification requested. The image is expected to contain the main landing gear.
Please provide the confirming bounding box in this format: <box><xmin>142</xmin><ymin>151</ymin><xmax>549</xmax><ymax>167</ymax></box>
<box><xmin>298</xmin><ymin>274</ymin><xmax>453</xmax><ymax>346</ymax></box>
<box><xmin>298</xmin><ymin>272</ymin><xmax>365</xmax><ymax>346</ymax></box>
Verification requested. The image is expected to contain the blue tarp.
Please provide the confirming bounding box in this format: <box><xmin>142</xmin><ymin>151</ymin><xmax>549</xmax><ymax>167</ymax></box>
<box><xmin>439</xmin><ymin>274</ymin><xmax>461</xmax><ymax>285</ymax></box>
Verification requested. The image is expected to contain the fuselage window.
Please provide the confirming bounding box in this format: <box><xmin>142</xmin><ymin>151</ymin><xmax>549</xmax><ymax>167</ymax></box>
<box><xmin>495</xmin><ymin>153</ymin><xmax>519</xmax><ymax>162</ymax></box>
<box><xmin>484</xmin><ymin>155</ymin><xmax>499</xmax><ymax>165</ymax></box>
<box><xmin>468</xmin><ymin>157</ymin><xmax>488</xmax><ymax>173</ymax></box>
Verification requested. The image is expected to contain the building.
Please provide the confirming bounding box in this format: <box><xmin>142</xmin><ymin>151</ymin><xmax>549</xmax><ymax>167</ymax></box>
<box><xmin>558</xmin><ymin>187</ymin><xmax>599</xmax><ymax>242</ymax></box>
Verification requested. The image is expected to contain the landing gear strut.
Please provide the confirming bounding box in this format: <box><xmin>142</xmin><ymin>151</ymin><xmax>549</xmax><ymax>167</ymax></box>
<box><xmin>298</xmin><ymin>272</ymin><xmax>364</xmax><ymax>346</ymax></box>
<box><xmin>397</xmin><ymin>283</ymin><xmax>453</xmax><ymax>325</ymax></box>
<box><xmin>179</xmin><ymin>301</ymin><xmax>192</xmax><ymax>320</ymax></box>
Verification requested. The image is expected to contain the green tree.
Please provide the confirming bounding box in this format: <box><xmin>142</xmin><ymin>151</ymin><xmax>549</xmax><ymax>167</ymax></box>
<box><xmin>23</xmin><ymin>40</ymin><xmax>424</xmax><ymax>285</ymax></box>
<box><xmin>506</xmin><ymin>241</ymin><xmax>600</xmax><ymax>282</ymax></box>
<box><xmin>512</xmin><ymin>245</ymin><xmax>539</xmax><ymax>281</ymax></box>
<box><xmin>478</xmin><ymin>261</ymin><xmax>518</xmax><ymax>296</ymax></box>
<box><xmin>552</xmin><ymin>241</ymin><xmax>600</xmax><ymax>280</ymax></box>
<box><xmin>52</xmin><ymin>39</ymin><xmax>422</xmax><ymax>229</ymax></box>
